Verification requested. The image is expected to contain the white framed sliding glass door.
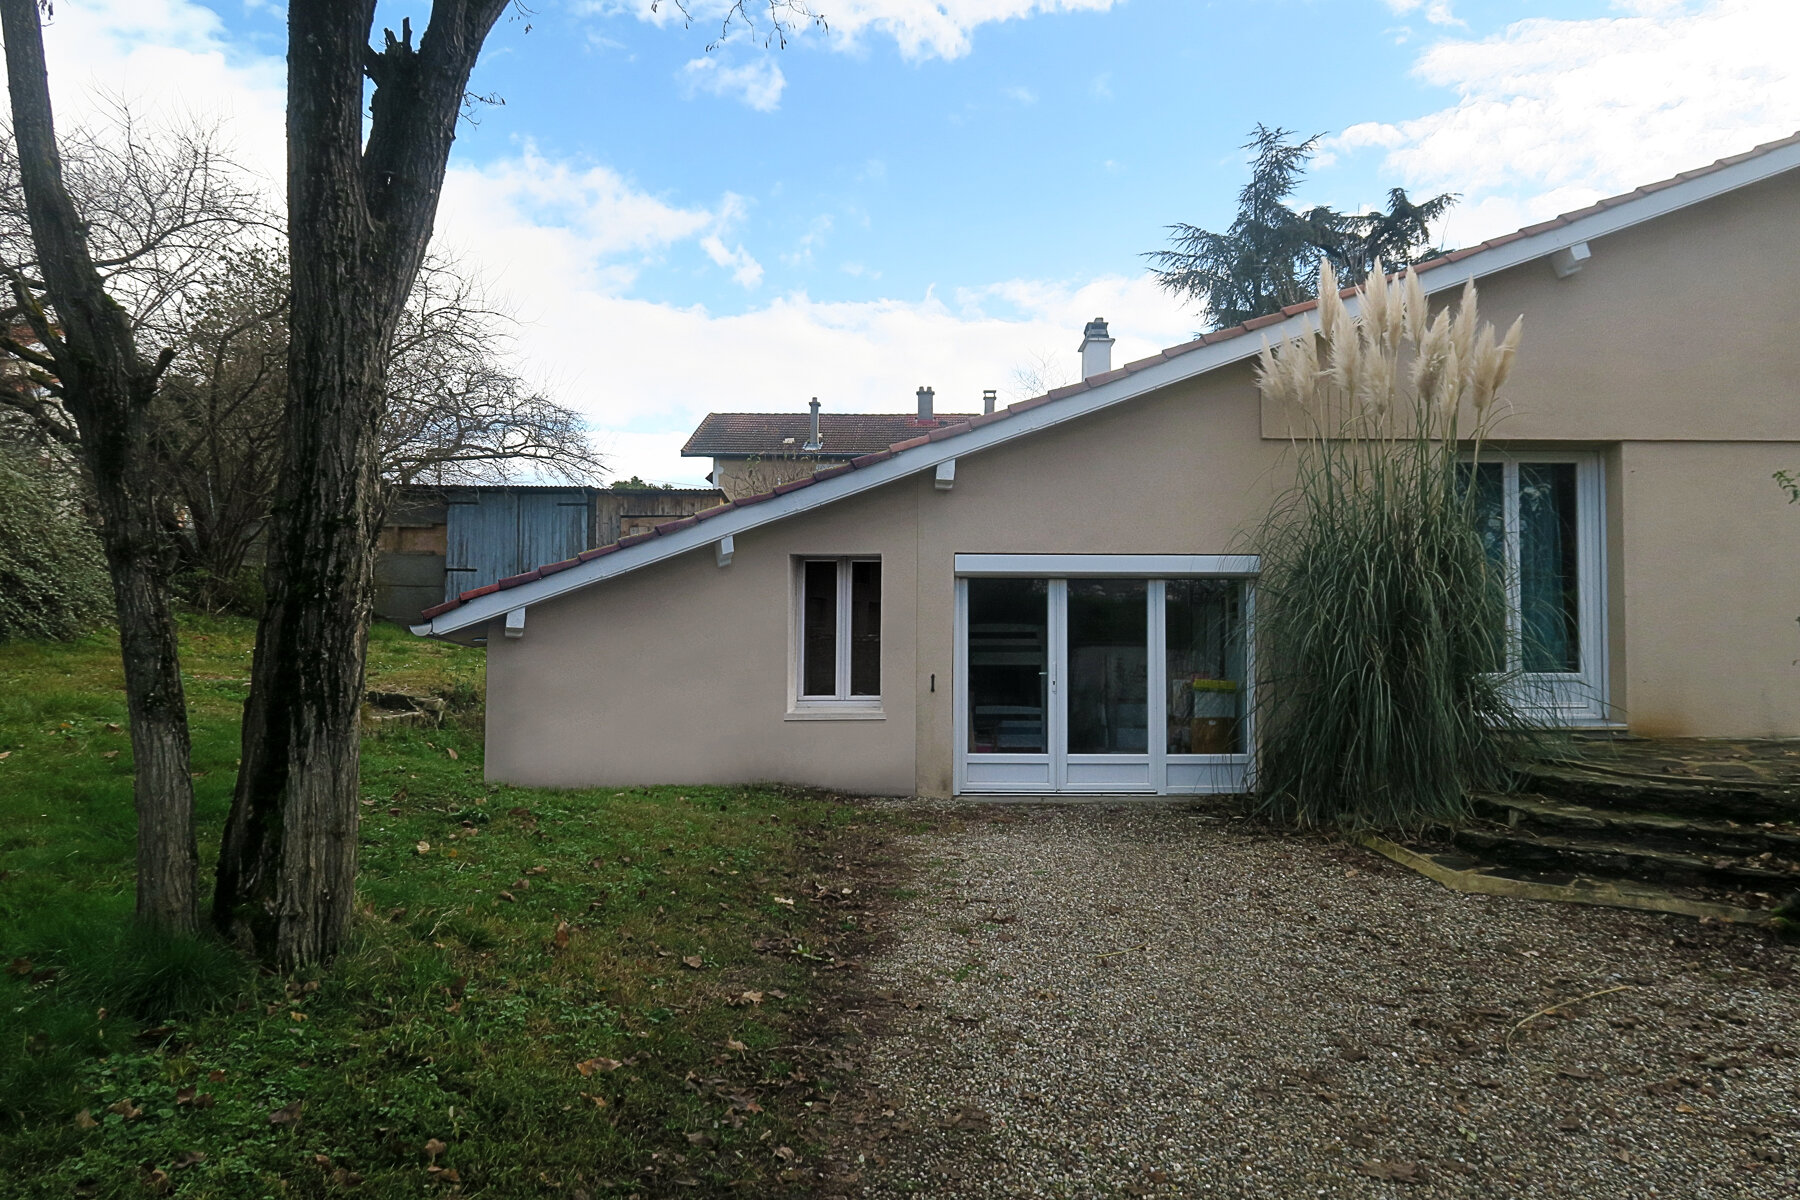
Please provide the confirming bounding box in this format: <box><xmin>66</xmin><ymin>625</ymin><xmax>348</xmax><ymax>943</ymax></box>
<box><xmin>1465</xmin><ymin>452</ymin><xmax>1609</xmax><ymax>723</ymax></box>
<box><xmin>954</xmin><ymin>555</ymin><xmax>1256</xmax><ymax>795</ymax></box>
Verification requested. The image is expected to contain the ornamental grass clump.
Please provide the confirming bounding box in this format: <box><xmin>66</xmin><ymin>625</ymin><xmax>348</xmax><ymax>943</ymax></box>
<box><xmin>1251</xmin><ymin>260</ymin><xmax>1534</xmax><ymax>830</ymax></box>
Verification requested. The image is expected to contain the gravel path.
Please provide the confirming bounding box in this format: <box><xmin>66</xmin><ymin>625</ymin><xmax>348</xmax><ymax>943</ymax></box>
<box><xmin>846</xmin><ymin>801</ymin><xmax>1799</xmax><ymax>1199</ymax></box>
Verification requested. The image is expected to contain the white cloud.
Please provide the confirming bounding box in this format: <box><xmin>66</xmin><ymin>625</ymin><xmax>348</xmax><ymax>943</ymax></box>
<box><xmin>599</xmin><ymin>0</ymin><xmax>1121</xmax><ymax>62</ymax></box>
<box><xmin>1334</xmin><ymin>0</ymin><xmax>1800</xmax><ymax>247</ymax></box>
<box><xmin>1004</xmin><ymin>85</ymin><xmax>1038</xmax><ymax>105</ymax></box>
<box><xmin>678</xmin><ymin>55</ymin><xmax>786</xmax><ymax>112</ymax></box>
<box><xmin>1382</xmin><ymin>0</ymin><xmax>1463</xmax><ymax>27</ymax></box>
<box><xmin>1</xmin><ymin>0</ymin><xmax>288</xmax><ymax>188</ymax></box>
<box><xmin>699</xmin><ymin>234</ymin><xmax>766</xmax><ymax>288</ymax></box>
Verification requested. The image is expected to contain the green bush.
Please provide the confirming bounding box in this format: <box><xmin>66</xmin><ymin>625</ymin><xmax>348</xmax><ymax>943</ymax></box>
<box><xmin>0</xmin><ymin>451</ymin><xmax>111</xmax><ymax>642</ymax></box>
<box><xmin>1250</xmin><ymin>263</ymin><xmax>1542</xmax><ymax>830</ymax></box>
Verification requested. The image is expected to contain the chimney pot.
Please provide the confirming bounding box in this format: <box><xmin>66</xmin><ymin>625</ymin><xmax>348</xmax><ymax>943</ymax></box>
<box><xmin>916</xmin><ymin>385</ymin><xmax>935</xmax><ymax>422</ymax></box>
<box><xmin>982</xmin><ymin>388</ymin><xmax>997</xmax><ymax>415</ymax></box>
<box><xmin>1079</xmin><ymin>317</ymin><xmax>1114</xmax><ymax>379</ymax></box>
<box><xmin>804</xmin><ymin>397</ymin><xmax>822</xmax><ymax>451</ymax></box>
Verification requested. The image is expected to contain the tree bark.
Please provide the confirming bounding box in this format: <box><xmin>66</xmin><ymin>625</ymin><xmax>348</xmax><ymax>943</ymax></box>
<box><xmin>1</xmin><ymin>0</ymin><xmax>198</xmax><ymax>933</ymax></box>
<box><xmin>213</xmin><ymin>0</ymin><xmax>507</xmax><ymax>968</ymax></box>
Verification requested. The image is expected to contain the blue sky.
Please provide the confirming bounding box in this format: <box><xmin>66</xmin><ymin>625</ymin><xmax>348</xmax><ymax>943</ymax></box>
<box><xmin>17</xmin><ymin>1</ymin><xmax>1799</xmax><ymax>482</ymax></box>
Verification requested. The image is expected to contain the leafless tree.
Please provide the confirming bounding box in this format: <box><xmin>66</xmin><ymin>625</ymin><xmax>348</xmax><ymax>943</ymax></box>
<box><xmin>0</xmin><ymin>6</ymin><xmax>269</xmax><ymax>933</ymax></box>
<box><xmin>382</xmin><ymin>258</ymin><xmax>602</xmax><ymax>487</ymax></box>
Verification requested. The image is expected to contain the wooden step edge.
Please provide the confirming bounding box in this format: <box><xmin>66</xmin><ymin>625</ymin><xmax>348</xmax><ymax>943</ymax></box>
<box><xmin>1356</xmin><ymin>833</ymin><xmax>1773</xmax><ymax>925</ymax></box>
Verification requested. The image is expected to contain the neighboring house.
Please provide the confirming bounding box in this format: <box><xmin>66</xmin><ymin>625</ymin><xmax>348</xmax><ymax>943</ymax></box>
<box><xmin>683</xmin><ymin>391</ymin><xmax>984</xmax><ymax>500</ymax></box>
<box><xmin>374</xmin><ymin>483</ymin><xmax>723</xmax><ymax>623</ymax></box>
<box><xmin>415</xmin><ymin>136</ymin><xmax>1800</xmax><ymax>798</ymax></box>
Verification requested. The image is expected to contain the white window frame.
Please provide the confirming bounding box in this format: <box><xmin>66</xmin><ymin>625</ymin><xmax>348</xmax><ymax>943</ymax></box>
<box><xmin>1465</xmin><ymin>450</ymin><xmax>1612</xmax><ymax>725</ymax></box>
<box><xmin>951</xmin><ymin>554</ymin><xmax>1258</xmax><ymax>795</ymax></box>
<box><xmin>789</xmin><ymin>556</ymin><xmax>883</xmax><ymax>719</ymax></box>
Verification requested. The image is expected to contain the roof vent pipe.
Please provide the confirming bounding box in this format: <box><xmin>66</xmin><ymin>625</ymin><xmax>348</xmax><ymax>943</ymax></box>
<box><xmin>1079</xmin><ymin>317</ymin><xmax>1114</xmax><ymax>379</ymax></box>
<box><xmin>982</xmin><ymin>388</ymin><xmax>997</xmax><ymax>415</ymax></box>
<box><xmin>916</xmin><ymin>385</ymin><xmax>935</xmax><ymax>422</ymax></box>
<box><xmin>804</xmin><ymin>396</ymin><xmax>822</xmax><ymax>451</ymax></box>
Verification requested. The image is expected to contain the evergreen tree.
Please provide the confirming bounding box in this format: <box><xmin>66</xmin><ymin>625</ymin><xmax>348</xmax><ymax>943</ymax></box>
<box><xmin>1146</xmin><ymin>125</ymin><xmax>1456</xmax><ymax>330</ymax></box>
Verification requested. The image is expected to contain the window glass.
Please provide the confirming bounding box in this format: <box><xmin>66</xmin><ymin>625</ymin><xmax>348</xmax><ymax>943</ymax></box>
<box><xmin>1164</xmin><ymin>579</ymin><xmax>1246</xmax><ymax>754</ymax></box>
<box><xmin>800</xmin><ymin>560</ymin><xmax>838</xmax><ymax>696</ymax></box>
<box><xmin>1519</xmin><ymin>463</ymin><xmax>1580</xmax><ymax>672</ymax></box>
<box><xmin>849</xmin><ymin>560</ymin><xmax>881</xmax><ymax>696</ymax></box>
<box><xmin>1066</xmin><ymin>579</ymin><xmax>1148</xmax><ymax>754</ymax></box>
<box><xmin>967</xmin><ymin>577</ymin><xmax>1048</xmax><ymax>754</ymax></box>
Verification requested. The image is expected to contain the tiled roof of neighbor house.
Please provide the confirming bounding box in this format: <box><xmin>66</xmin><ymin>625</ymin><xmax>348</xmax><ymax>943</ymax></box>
<box><xmin>416</xmin><ymin>131</ymin><xmax>1800</xmax><ymax>628</ymax></box>
<box><xmin>681</xmin><ymin>412</ymin><xmax>979</xmax><ymax>458</ymax></box>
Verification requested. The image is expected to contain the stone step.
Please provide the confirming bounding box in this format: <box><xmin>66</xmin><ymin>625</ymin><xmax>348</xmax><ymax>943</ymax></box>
<box><xmin>1513</xmin><ymin>761</ymin><xmax>1800</xmax><ymax>825</ymax></box>
<box><xmin>1448</xmin><ymin>826</ymin><xmax>1800</xmax><ymax>900</ymax></box>
<box><xmin>1358</xmin><ymin>834</ymin><xmax>1777</xmax><ymax>925</ymax></box>
<box><xmin>1471</xmin><ymin>792</ymin><xmax>1800</xmax><ymax>860</ymax></box>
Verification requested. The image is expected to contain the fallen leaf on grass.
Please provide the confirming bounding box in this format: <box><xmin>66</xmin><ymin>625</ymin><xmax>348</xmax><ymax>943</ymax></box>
<box><xmin>416</xmin><ymin>841</ymin><xmax>431</xmax><ymax>855</ymax></box>
<box><xmin>424</xmin><ymin>1138</ymin><xmax>446</xmax><ymax>1164</ymax></box>
<box><xmin>729</xmin><ymin>991</ymin><xmax>764</xmax><ymax>1007</ymax></box>
<box><xmin>1357</xmin><ymin>1160</ymin><xmax>1425</xmax><ymax>1184</ymax></box>
<box><xmin>142</xmin><ymin>1168</ymin><xmax>172</xmax><ymax>1195</ymax></box>
<box><xmin>175</xmin><ymin>1087</ymin><xmax>196</xmax><ymax>1105</ymax></box>
<box><xmin>725</xmin><ymin>1039</ymin><xmax>747</xmax><ymax>1052</ymax></box>
<box><xmin>446</xmin><ymin>747</ymin><xmax>458</xmax><ymax>761</ymax></box>
<box><xmin>107</xmin><ymin>1099</ymin><xmax>142</xmax><ymax>1120</ymax></box>
<box><xmin>268</xmin><ymin>1100</ymin><xmax>304</xmax><ymax>1126</ymax></box>
<box><xmin>682</xmin><ymin>956</ymin><xmax>704</xmax><ymax>970</ymax></box>
<box><xmin>101</xmin><ymin>750</ymin><xmax>119</xmax><ymax>760</ymax></box>
<box><xmin>0</xmin><ymin>751</ymin><xmax>10</xmax><ymax>760</ymax></box>
<box><xmin>685</xmin><ymin>1131</ymin><xmax>716</xmax><ymax>1147</ymax></box>
<box><xmin>497</xmin><ymin>891</ymin><xmax>516</xmax><ymax>903</ymax></box>
<box><xmin>526</xmin><ymin>865</ymin><xmax>547</xmax><ymax>876</ymax></box>
<box><xmin>207</xmin><ymin>1069</ymin><xmax>226</xmax><ymax>1083</ymax></box>
<box><xmin>290</xmin><ymin>1011</ymin><xmax>307</xmax><ymax>1022</ymax></box>
<box><xmin>575</xmin><ymin>1057</ymin><xmax>622</xmax><ymax>1077</ymax></box>
<box><xmin>772</xmin><ymin>896</ymin><xmax>795</xmax><ymax>907</ymax></box>
<box><xmin>553</xmin><ymin>921</ymin><xmax>571</xmax><ymax>952</ymax></box>
<box><xmin>579</xmin><ymin>1092</ymin><xmax>608</xmax><ymax>1108</ymax></box>
<box><xmin>773</xmin><ymin>1146</ymin><xmax>796</xmax><ymax>1164</ymax></box>
<box><xmin>73</xmin><ymin>1109</ymin><xmax>98</xmax><ymax>1130</ymax></box>
<box><xmin>170</xmin><ymin>1151</ymin><xmax>206</xmax><ymax>1168</ymax></box>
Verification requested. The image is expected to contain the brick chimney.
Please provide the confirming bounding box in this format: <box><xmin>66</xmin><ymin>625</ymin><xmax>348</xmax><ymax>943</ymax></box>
<box><xmin>916</xmin><ymin>385</ymin><xmax>935</xmax><ymax>423</ymax></box>
<box><xmin>982</xmin><ymin>388</ymin><xmax>997</xmax><ymax>415</ymax></box>
<box><xmin>1079</xmin><ymin>318</ymin><xmax>1114</xmax><ymax>379</ymax></box>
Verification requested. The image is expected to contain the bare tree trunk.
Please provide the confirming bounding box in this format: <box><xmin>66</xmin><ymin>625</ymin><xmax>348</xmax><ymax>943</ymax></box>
<box><xmin>1</xmin><ymin>0</ymin><xmax>197</xmax><ymax>933</ymax></box>
<box><xmin>213</xmin><ymin>0</ymin><xmax>507</xmax><ymax>968</ymax></box>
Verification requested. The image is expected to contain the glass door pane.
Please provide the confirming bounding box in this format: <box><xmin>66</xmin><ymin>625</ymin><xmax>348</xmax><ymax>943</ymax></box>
<box><xmin>1519</xmin><ymin>463</ymin><xmax>1580</xmax><ymax>673</ymax></box>
<box><xmin>1165</xmin><ymin>579</ymin><xmax>1247</xmax><ymax>754</ymax></box>
<box><xmin>967</xmin><ymin>578</ymin><xmax>1048</xmax><ymax>754</ymax></box>
<box><xmin>1066</xmin><ymin>579</ymin><xmax>1148</xmax><ymax>754</ymax></box>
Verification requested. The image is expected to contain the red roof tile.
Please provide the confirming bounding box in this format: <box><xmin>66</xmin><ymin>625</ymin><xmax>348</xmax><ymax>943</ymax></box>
<box><xmin>682</xmin><ymin>411</ymin><xmax>978</xmax><ymax>457</ymax></box>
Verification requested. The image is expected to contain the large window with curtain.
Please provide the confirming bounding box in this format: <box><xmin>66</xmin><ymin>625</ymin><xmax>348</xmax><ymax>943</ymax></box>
<box><xmin>1462</xmin><ymin>453</ymin><xmax>1608</xmax><ymax>720</ymax></box>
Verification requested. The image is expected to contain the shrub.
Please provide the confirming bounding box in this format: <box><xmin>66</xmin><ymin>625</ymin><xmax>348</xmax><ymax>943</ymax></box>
<box><xmin>1250</xmin><ymin>262</ymin><xmax>1541</xmax><ymax>830</ymax></box>
<box><xmin>0</xmin><ymin>450</ymin><xmax>111</xmax><ymax>642</ymax></box>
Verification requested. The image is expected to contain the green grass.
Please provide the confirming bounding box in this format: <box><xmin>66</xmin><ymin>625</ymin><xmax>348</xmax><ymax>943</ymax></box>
<box><xmin>1</xmin><ymin>615</ymin><xmax>895</xmax><ymax>1197</ymax></box>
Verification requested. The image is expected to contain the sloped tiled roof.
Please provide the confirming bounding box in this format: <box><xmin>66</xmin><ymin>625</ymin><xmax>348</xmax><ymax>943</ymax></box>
<box><xmin>682</xmin><ymin>411</ymin><xmax>978</xmax><ymax>458</ymax></box>
<box><xmin>416</xmin><ymin>132</ymin><xmax>1800</xmax><ymax>628</ymax></box>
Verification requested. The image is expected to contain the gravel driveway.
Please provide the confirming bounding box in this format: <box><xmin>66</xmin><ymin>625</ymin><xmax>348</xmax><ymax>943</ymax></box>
<box><xmin>841</xmin><ymin>800</ymin><xmax>1799</xmax><ymax>1199</ymax></box>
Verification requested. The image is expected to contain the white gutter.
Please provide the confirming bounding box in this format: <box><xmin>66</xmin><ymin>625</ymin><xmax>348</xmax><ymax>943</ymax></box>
<box><xmin>414</xmin><ymin>138</ymin><xmax>1800</xmax><ymax>641</ymax></box>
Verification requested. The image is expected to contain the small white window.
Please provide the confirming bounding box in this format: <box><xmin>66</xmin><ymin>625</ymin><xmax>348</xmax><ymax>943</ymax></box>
<box><xmin>796</xmin><ymin>558</ymin><xmax>881</xmax><ymax>703</ymax></box>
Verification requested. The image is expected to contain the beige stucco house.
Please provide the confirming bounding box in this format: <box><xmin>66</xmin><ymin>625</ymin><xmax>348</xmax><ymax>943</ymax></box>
<box><xmin>415</xmin><ymin>136</ymin><xmax>1800</xmax><ymax>798</ymax></box>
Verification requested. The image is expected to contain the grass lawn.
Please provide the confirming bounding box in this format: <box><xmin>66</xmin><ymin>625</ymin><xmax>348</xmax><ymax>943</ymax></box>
<box><xmin>1</xmin><ymin>614</ymin><xmax>899</xmax><ymax>1198</ymax></box>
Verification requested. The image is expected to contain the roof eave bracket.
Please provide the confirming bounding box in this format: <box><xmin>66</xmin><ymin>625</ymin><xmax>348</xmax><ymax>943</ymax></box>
<box><xmin>504</xmin><ymin>607</ymin><xmax>526</xmax><ymax>639</ymax></box>
<box><xmin>934</xmin><ymin>459</ymin><xmax>957</xmax><ymax>491</ymax></box>
<box><xmin>1550</xmin><ymin>241</ymin><xmax>1591</xmax><ymax>279</ymax></box>
<box><xmin>716</xmin><ymin>534</ymin><xmax>735</xmax><ymax>568</ymax></box>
